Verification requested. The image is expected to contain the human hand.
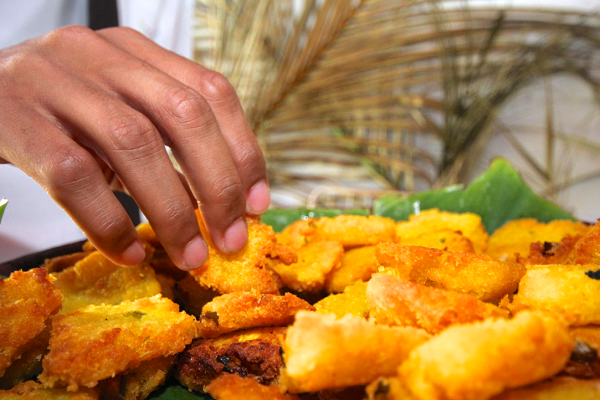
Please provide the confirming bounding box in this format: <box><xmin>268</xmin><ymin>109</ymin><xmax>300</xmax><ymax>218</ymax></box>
<box><xmin>0</xmin><ymin>26</ymin><xmax>270</xmax><ymax>270</ymax></box>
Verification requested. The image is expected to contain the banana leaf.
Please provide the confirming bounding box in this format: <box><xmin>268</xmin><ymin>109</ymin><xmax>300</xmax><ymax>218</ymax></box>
<box><xmin>0</xmin><ymin>198</ymin><xmax>7</xmax><ymax>224</ymax></box>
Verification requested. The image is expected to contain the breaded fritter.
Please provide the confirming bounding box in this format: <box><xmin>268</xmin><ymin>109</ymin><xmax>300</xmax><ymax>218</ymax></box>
<box><xmin>325</xmin><ymin>246</ymin><xmax>378</xmax><ymax>293</ymax></box>
<box><xmin>395</xmin><ymin>209</ymin><xmax>488</xmax><ymax>253</ymax></box>
<box><xmin>524</xmin><ymin>235</ymin><xmax>581</xmax><ymax>266</ymax></box>
<box><xmin>196</xmin><ymin>291</ymin><xmax>314</xmax><ymax>338</ymax></box>
<box><xmin>509</xmin><ymin>265</ymin><xmax>600</xmax><ymax>326</ymax></box>
<box><xmin>51</xmin><ymin>251</ymin><xmax>161</xmax><ymax>315</ymax></box>
<box><xmin>177</xmin><ymin>327</ymin><xmax>286</xmax><ymax>391</ymax></box>
<box><xmin>0</xmin><ymin>328</ymin><xmax>49</xmax><ymax>389</ymax></box>
<box><xmin>376</xmin><ymin>243</ymin><xmax>525</xmax><ymax>302</ymax></box>
<box><xmin>0</xmin><ymin>268</ymin><xmax>62</xmax><ymax>378</ymax></box>
<box><xmin>0</xmin><ymin>380</ymin><xmax>98</xmax><ymax>399</ymax></box>
<box><xmin>568</xmin><ymin>220</ymin><xmax>600</xmax><ymax>265</ymax></box>
<box><xmin>314</xmin><ymin>281</ymin><xmax>369</xmax><ymax>319</ymax></box>
<box><xmin>398</xmin><ymin>311</ymin><xmax>574</xmax><ymax>400</ymax></box>
<box><xmin>400</xmin><ymin>229</ymin><xmax>475</xmax><ymax>253</ymax></box>
<box><xmin>367</xmin><ymin>274</ymin><xmax>507</xmax><ymax>334</ymax></box>
<box><xmin>489</xmin><ymin>377</ymin><xmax>600</xmax><ymax>400</ymax></box>
<box><xmin>190</xmin><ymin>217</ymin><xmax>284</xmax><ymax>294</ymax></box>
<box><xmin>40</xmin><ymin>295</ymin><xmax>196</xmax><ymax>390</ymax></box>
<box><xmin>281</xmin><ymin>311</ymin><xmax>430</xmax><ymax>393</ymax></box>
<box><xmin>205</xmin><ymin>374</ymin><xmax>302</xmax><ymax>400</ymax></box>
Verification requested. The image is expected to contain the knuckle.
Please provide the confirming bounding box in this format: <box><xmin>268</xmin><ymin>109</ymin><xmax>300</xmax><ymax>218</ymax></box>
<box><xmin>42</xmin><ymin>25</ymin><xmax>96</xmax><ymax>47</ymax></box>
<box><xmin>211</xmin><ymin>176</ymin><xmax>244</xmax><ymax>211</ymax></box>
<box><xmin>197</xmin><ymin>72</ymin><xmax>237</xmax><ymax>103</ymax></box>
<box><xmin>160</xmin><ymin>199</ymin><xmax>194</xmax><ymax>229</ymax></box>
<box><xmin>107</xmin><ymin>114</ymin><xmax>161</xmax><ymax>153</ymax></box>
<box><xmin>167</xmin><ymin>87</ymin><xmax>211</xmax><ymax>127</ymax></box>
<box><xmin>43</xmin><ymin>147</ymin><xmax>96</xmax><ymax>192</ymax></box>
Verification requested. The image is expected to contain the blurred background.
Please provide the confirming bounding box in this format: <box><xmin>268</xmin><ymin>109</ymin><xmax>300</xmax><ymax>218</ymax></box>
<box><xmin>1</xmin><ymin>0</ymin><xmax>600</xmax><ymax>261</ymax></box>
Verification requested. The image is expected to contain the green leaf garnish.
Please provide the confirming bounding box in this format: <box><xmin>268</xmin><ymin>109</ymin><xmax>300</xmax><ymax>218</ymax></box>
<box><xmin>0</xmin><ymin>198</ymin><xmax>7</xmax><ymax>224</ymax></box>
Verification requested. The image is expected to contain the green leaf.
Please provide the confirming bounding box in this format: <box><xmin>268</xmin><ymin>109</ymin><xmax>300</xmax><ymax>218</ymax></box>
<box><xmin>373</xmin><ymin>158</ymin><xmax>575</xmax><ymax>233</ymax></box>
<box><xmin>0</xmin><ymin>198</ymin><xmax>7</xmax><ymax>224</ymax></box>
<box><xmin>261</xmin><ymin>208</ymin><xmax>370</xmax><ymax>232</ymax></box>
<box><xmin>148</xmin><ymin>380</ymin><xmax>212</xmax><ymax>400</ymax></box>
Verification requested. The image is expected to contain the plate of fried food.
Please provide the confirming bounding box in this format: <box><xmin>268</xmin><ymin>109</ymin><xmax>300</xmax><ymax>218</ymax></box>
<box><xmin>1</xmin><ymin>158</ymin><xmax>600</xmax><ymax>400</ymax></box>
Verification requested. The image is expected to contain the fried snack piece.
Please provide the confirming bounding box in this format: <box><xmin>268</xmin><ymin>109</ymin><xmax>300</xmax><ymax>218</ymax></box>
<box><xmin>365</xmin><ymin>377</ymin><xmax>412</xmax><ymax>400</ymax></box>
<box><xmin>270</xmin><ymin>241</ymin><xmax>343</xmax><ymax>293</ymax></box>
<box><xmin>52</xmin><ymin>251</ymin><xmax>162</xmax><ymax>315</ymax></box>
<box><xmin>190</xmin><ymin>217</ymin><xmax>284</xmax><ymax>294</ymax></box>
<box><xmin>400</xmin><ymin>229</ymin><xmax>475</xmax><ymax>253</ymax></box>
<box><xmin>568</xmin><ymin>220</ymin><xmax>600</xmax><ymax>265</ymax></box>
<box><xmin>0</xmin><ymin>268</ymin><xmax>62</xmax><ymax>378</ymax></box>
<box><xmin>176</xmin><ymin>273</ymin><xmax>219</xmax><ymax>318</ymax></box>
<box><xmin>96</xmin><ymin>356</ymin><xmax>176</xmax><ymax>400</ymax></box>
<box><xmin>40</xmin><ymin>295</ymin><xmax>196</xmax><ymax>390</ymax></box>
<box><xmin>196</xmin><ymin>291</ymin><xmax>314</xmax><ymax>338</ymax></box>
<box><xmin>314</xmin><ymin>281</ymin><xmax>369</xmax><ymax>319</ymax></box>
<box><xmin>367</xmin><ymin>274</ymin><xmax>508</xmax><ymax>334</ymax></box>
<box><xmin>490</xmin><ymin>377</ymin><xmax>600</xmax><ymax>400</ymax></box>
<box><xmin>487</xmin><ymin>219</ymin><xmax>589</xmax><ymax>262</ymax></box>
<box><xmin>281</xmin><ymin>311</ymin><xmax>430</xmax><ymax>393</ymax></box>
<box><xmin>42</xmin><ymin>252</ymin><xmax>91</xmax><ymax>274</ymax></box>
<box><xmin>177</xmin><ymin>327</ymin><xmax>286</xmax><ymax>391</ymax></box>
<box><xmin>205</xmin><ymin>374</ymin><xmax>302</xmax><ymax>400</ymax></box>
<box><xmin>276</xmin><ymin>219</ymin><xmax>313</xmax><ymax>250</ymax></box>
<box><xmin>398</xmin><ymin>311</ymin><xmax>573</xmax><ymax>400</ymax></box>
<box><xmin>0</xmin><ymin>380</ymin><xmax>98</xmax><ymax>399</ymax></box>
<box><xmin>376</xmin><ymin>243</ymin><xmax>525</xmax><ymax>302</ymax></box>
<box><xmin>395</xmin><ymin>209</ymin><xmax>488</xmax><ymax>253</ymax></box>
<box><xmin>325</xmin><ymin>246</ymin><xmax>378</xmax><ymax>293</ymax></box>
<box><xmin>0</xmin><ymin>328</ymin><xmax>49</xmax><ymax>389</ymax></box>
<box><xmin>509</xmin><ymin>265</ymin><xmax>600</xmax><ymax>326</ymax></box>
<box><xmin>524</xmin><ymin>235</ymin><xmax>581</xmax><ymax>266</ymax></box>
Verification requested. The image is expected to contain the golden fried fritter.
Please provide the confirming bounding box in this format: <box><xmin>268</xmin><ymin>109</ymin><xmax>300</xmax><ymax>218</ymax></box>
<box><xmin>489</xmin><ymin>377</ymin><xmax>600</xmax><ymax>400</ymax></box>
<box><xmin>396</xmin><ymin>209</ymin><xmax>488</xmax><ymax>253</ymax></box>
<box><xmin>524</xmin><ymin>235</ymin><xmax>581</xmax><ymax>266</ymax></box>
<box><xmin>196</xmin><ymin>291</ymin><xmax>314</xmax><ymax>338</ymax></box>
<box><xmin>509</xmin><ymin>265</ymin><xmax>600</xmax><ymax>326</ymax></box>
<box><xmin>398</xmin><ymin>311</ymin><xmax>573</xmax><ymax>400</ymax></box>
<box><xmin>0</xmin><ymin>268</ymin><xmax>62</xmax><ymax>378</ymax></box>
<box><xmin>568</xmin><ymin>220</ymin><xmax>600</xmax><ymax>265</ymax></box>
<box><xmin>367</xmin><ymin>274</ymin><xmax>507</xmax><ymax>334</ymax></box>
<box><xmin>0</xmin><ymin>380</ymin><xmax>98</xmax><ymax>399</ymax></box>
<box><xmin>325</xmin><ymin>246</ymin><xmax>378</xmax><ymax>293</ymax></box>
<box><xmin>281</xmin><ymin>311</ymin><xmax>430</xmax><ymax>393</ymax></box>
<box><xmin>42</xmin><ymin>252</ymin><xmax>91</xmax><ymax>274</ymax></box>
<box><xmin>314</xmin><ymin>281</ymin><xmax>369</xmax><ymax>319</ymax></box>
<box><xmin>40</xmin><ymin>295</ymin><xmax>196</xmax><ymax>390</ymax></box>
<box><xmin>365</xmin><ymin>377</ymin><xmax>412</xmax><ymax>400</ymax></box>
<box><xmin>190</xmin><ymin>217</ymin><xmax>284</xmax><ymax>294</ymax></box>
<box><xmin>205</xmin><ymin>374</ymin><xmax>302</xmax><ymax>400</ymax></box>
<box><xmin>270</xmin><ymin>241</ymin><xmax>343</xmax><ymax>293</ymax></box>
<box><xmin>52</xmin><ymin>251</ymin><xmax>162</xmax><ymax>315</ymax></box>
<box><xmin>96</xmin><ymin>356</ymin><xmax>176</xmax><ymax>400</ymax></box>
<box><xmin>487</xmin><ymin>219</ymin><xmax>590</xmax><ymax>262</ymax></box>
<box><xmin>376</xmin><ymin>243</ymin><xmax>525</xmax><ymax>302</ymax></box>
<box><xmin>276</xmin><ymin>219</ymin><xmax>314</xmax><ymax>250</ymax></box>
<box><xmin>177</xmin><ymin>327</ymin><xmax>286</xmax><ymax>391</ymax></box>
<box><xmin>400</xmin><ymin>229</ymin><xmax>475</xmax><ymax>253</ymax></box>
<box><xmin>0</xmin><ymin>328</ymin><xmax>49</xmax><ymax>389</ymax></box>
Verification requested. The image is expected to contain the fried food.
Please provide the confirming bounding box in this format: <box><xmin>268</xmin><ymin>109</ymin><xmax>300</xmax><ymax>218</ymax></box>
<box><xmin>395</xmin><ymin>209</ymin><xmax>488</xmax><ymax>253</ymax></box>
<box><xmin>0</xmin><ymin>268</ymin><xmax>62</xmax><ymax>378</ymax></box>
<box><xmin>281</xmin><ymin>311</ymin><xmax>430</xmax><ymax>393</ymax></box>
<box><xmin>205</xmin><ymin>374</ymin><xmax>302</xmax><ymax>400</ymax></box>
<box><xmin>196</xmin><ymin>291</ymin><xmax>314</xmax><ymax>338</ymax></box>
<box><xmin>40</xmin><ymin>295</ymin><xmax>196</xmax><ymax>390</ymax></box>
<box><xmin>568</xmin><ymin>220</ymin><xmax>600</xmax><ymax>265</ymax></box>
<box><xmin>314</xmin><ymin>281</ymin><xmax>369</xmax><ymax>319</ymax></box>
<box><xmin>176</xmin><ymin>273</ymin><xmax>219</xmax><ymax>318</ymax></box>
<box><xmin>176</xmin><ymin>327</ymin><xmax>286</xmax><ymax>391</ymax></box>
<box><xmin>489</xmin><ymin>377</ymin><xmax>600</xmax><ymax>400</ymax></box>
<box><xmin>525</xmin><ymin>235</ymin><xmax>581</xmax><ymax>266</ymax></box>
<box><xmin>0</xmin><ymin>328</ymin><xmax>49</xmax><ymax>389</ymax></box>
<box><xmin>41</xmin><ymin>252</ymin><xmax>90</xmax><ymax>274</ymax></box>
<box><xmin>400</xmin><ymin>229</ymin><xmax>476</xmax><ymax>253</ymax></box>
<box><xmin>398</xmin><ymin>311</ymin><xmax>573</xmax><ymax>400</ymax></box>
<box><xmin>0</xmin><ymin>380</ymin><xmax>98</xmax><ymax>399</ymax></box>
<box><xmin>509</xmin><ymin>265</ymin><xmax>600</xmax><ymax>326</ymax></box>
<box><xmin>51</xmin><ymin>251</ymin><xmax>162</xmax><ymax>315</ymax></box>
<box><xmin>367</xmin><ymin>274</ymin><xmax>507</xmax><ymax>334</ymax></box>
<box><xmin>270</xmin><ymin>241</ymin><xmax>344</xmax><ymax>293</ymax></box>
<box><xmin>376</xmin><ymin>243</ymin><xmax>525</xmax><ymax>302</ymax></box>
<box><xmin>189</xmin><ymin>217</ymin><xmax>284</xmax><ymax>294</ymax></box>
<box><xmin>325</xmin><ymin>245</ymin><xmax>378</xmax><ymax>293</ymax></box>
<box><xmin>487</xmin><ymin>219</ymin><xmax>589</xmax><ymax>262</ymax></box>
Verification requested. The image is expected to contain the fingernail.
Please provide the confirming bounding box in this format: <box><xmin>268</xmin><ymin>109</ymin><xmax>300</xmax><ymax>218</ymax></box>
<box><xmin>246</xmin><ymin>181</ymin><xmax>270</xmax><ymax>215</ymax></box>
<box><xmin>182</xmin><ymin>236</ymin><xmax>208</xmax><ymax>270</ymax></box>
<box><xmin>121</xmin><ymin>240</ymin><xmax>145</xmax><ymax>265</ymax></box>
<box><xmin>223</xmin><ymin>218</ymin><xmax>248</xmax><ymax>252</ymax></box>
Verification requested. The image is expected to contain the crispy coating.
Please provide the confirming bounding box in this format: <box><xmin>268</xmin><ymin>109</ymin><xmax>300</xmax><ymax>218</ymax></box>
<box><xmin>42</xmin><ymin>252</ymin><xmax>91</xmax><ymax>274</ymax></box>
<box><xmin>314</xmin><ymin>281</ymin><xmax>369</xmax><ymax>319</ymax></box>
<box><xmin>205</xmin><ymin>374</ymin><xmax>301</xmax><ymax>400</ymax></box>
<box><xmin>568</xmin><ymin>220</ymin><xmax>600</xmax><ymax>265</ymax></box>
<box><xmin>489</xmin><ymin>377</ymin><xmax>600</xmax><ymax>400</ymax></box>
<box><xmin>0</xmin><ymin>381</ymin><xmax>98</xmax><ymax>399</ymax></box>
<box><xmin>509</xmin><ymin>265</ymin><xmax>600</xmax><ymax>326</ymax></box>
<box><xmin>176</xmin><ymin>327</ymin><xmax>286</xmax><ymax>391</ymax></box>
<box><xmin>0</xmin><ymin>328</ymin><xmax>49</xmax><ymax>389</ymax></box>
<box><xmin>396</xmin><ymin>209</ymin><xmax>488</xmax><ymax>253</ymax></box>
<box><xmin>276</xmin><ymin>219</ymin><xmax>314</xmax><ymax>250</ymax></box>
<box><xmin>367</xmin><ymin>274</ymin><xmax>508</xmax><ymax>334</ymax></box>
<box><xmin>376</xmin><ymin>243</ymin><xmax>525</xmax><ymax>302</ymax></box>
<box><xmin>190</xmin><ymin>217</ymin><xmax>283</xmax><ymax>294</ymax></box>
<box><xmin>196</xmin><ymin>291</ymin><xmax>314</xmax><ymax>338</ymax></box>
<box><xmin>270</xmin><ymin>241</ymin><xmax>344</xmax><ymax>293</ymax></box>
<box><xmin>325</xmin><ymin>246</ymin><xmax>378</xmax><ymax>293</ymax></box>
<box><xmin>96</xmin><ymin>356</ymin><xmax>176</xmax><ymax>400</ymax></box>
<box><xmin>0</xmin><ymin>268</ymin><xmax>62</xmax><ymax>378</ymax></box>
<box><xmin>40</xmin><ymin>295</ymin><xmax>196</xmax><ymax>390</ymax></box>
<box><xmin>52</xmin><ymin>251</ymin><xmax>162</xmax><ymax>315</ymax></box>
<box><xmin>524</xmin><ymin>235</ymin><xmax>581</xmax><ymax>266</ymax></box>
<box><xmin>398</xmin><ymin>311</ymin><xmax>574</xmax><ymax>400</ymax></box>
<box><xmin>400</xmin><ymin>229</ymin><xmax>475</xmax><ymax>253</ymax></box>
<box><xmin>281</xmin><ymin>311</ymin><xmax>430</xmax><ymax>393</ymax></box>
<box><xmin>487</xmin><ymin>219</ymin><xmax>589</xmax><ymax>262</ymax></box>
